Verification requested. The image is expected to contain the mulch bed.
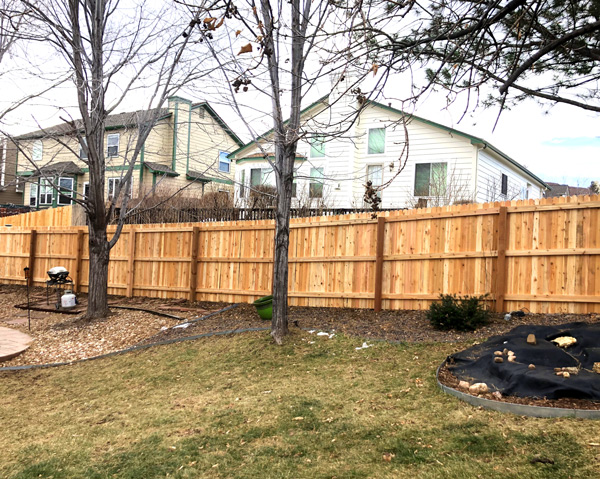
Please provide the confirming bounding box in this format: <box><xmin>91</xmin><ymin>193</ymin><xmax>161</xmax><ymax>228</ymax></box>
<box><xmin>2</xmin><ymin>283</ymin><xmax>600</xmax><ymax>410</ymax></box>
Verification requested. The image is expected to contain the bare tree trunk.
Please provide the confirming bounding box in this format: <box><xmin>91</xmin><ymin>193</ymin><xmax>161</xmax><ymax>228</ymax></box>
<box><xmin>86</xmin><ymin>221</ymin><xmax>110</xmax><ymax>319</ymax></box>
<box><xmin>271</xmin><ymin>145</ymin><xmax>295</xmax><ymax>344</ymax></box>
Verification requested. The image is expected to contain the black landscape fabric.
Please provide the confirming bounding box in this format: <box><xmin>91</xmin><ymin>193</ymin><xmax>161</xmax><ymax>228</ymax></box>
<box><xmin>447</xmin><ymin>322</ymin><xmax>600</xmax><ymax>400</ymax></box>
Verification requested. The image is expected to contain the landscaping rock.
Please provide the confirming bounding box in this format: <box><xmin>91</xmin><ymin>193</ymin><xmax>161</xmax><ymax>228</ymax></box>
<box><xmin>469</xmin><ymin>383</ymin><xmax>489</xmax><ymax>394</ymax></box>
<box><xmin>492</xmin><ymin>391</ymin><xmax>502</xmax><ymax>400</ymax></box>
<box><xmin>494</xmin><ymin>350</ymin><xmax>503</xmax><ymax>356</ymax></box>
<box><xmin>526</xmin><ymin>334</ymin><xmax>537</xmax><ymax>345</ymax></box>
<box><xmin>458</xmin><ymin>380</ymin><xmax>470</xmax><ymax>390</ymax></box>
<box><xmin>528</xmin><ymin>364</ymin><xmax>536</xmax><ymax>369</ymax></box>
<box><xmin>551</xmin><ymin>336</ymin><xmax>577</xmax><ymax>348</ymax></box>
<box><xmin>593</xmin><ymin>363</ymin><xmax>600</xmax><ymax>374</ymax></box>
<box><xmin>494</xmin><ymin>356</ymin><xmax>504</xmax><ymax>363</ymax></box>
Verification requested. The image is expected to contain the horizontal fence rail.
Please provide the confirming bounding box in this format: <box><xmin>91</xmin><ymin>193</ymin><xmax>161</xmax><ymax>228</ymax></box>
<box><xmin>0</xmin><ymin>195</ymin><xmax>599</xmax><ymax>313</ymax></box>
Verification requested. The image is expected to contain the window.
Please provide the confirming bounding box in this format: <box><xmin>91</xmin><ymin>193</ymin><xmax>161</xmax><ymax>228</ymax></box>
<box><xmin>292</xmin><ymin>177</ymin><xmax>297</xmax><ymax>198</ymax></box>
<box><xmin>250</xmin><ymin>168</ymin><xmax>272</xmax><ymax>187</ymax></box>
<box><xmin>366</xmin><ymin>164</ymin><xmax>383</xmax><ymax>201</ymax></box>
<box><xmin>58</xmin><ymin>177</ymin><xmax>74</xmax><ymax>205</ymax></box>
<box><xmin>32</xmin><ymin>140</ymin><xmax>43</xmax><ymax>162</ymax></box>
<box><xmin>29</xmin><ymin>183</ymin><xmax>38</xmax><ymax>207</ymax></box>
<box><xmin>107</xmin><ymin>177</ymin><xmax>131</xmax><ymax>200</ymax></box>
<box><xmin>310</xmin><ymin>136</ymin><xmax>325</xmax><ymax>158</ymax></box>
<box><xmin>83</xmin><ymin>182</ymin><xmax>90</xmax><ymax>199</ymax></box>
<box><xmin>80</xmin><ymin>138</ymin><xmax>88</xmax><ymax>160</ymax></box>
<box><xmin>39</xmin><ymin>178</ymin><xmax>53</xmax><ymax>205</ymax></box>
<box><xmin>309</xmin><ymin>167</ymin><xmax>324</xmax><ymax>198</ymax></box>
<box><xmin>219</xmin><ymin>151</ymin><xmax>230</xmax><ymax>173</ymax></box>
<box><xmin>368</xmin><ymin>128</ymin><xmax>385</xmax><ymax>155</ymax></box>
<box><xmin>414</xmin><ymin>162</ymin><xmax>447</xmax><ymax>196</ymax></box>
<box><xmin>107</xmin><ymin>177</ymin><xmax>121</xmax><ymax>200</ymax></box>
<box><xmin>107</xmin><ymin>134</ymin><xmax>119</xmax><ymax>157</ymax></box>
<box><xmin>501</xmin><ymin>173</ymin><xmax>508</xmax><ymax>195</ymax></box>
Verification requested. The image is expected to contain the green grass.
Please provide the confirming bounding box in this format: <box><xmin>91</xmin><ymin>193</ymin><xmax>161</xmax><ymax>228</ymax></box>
<box><xmin>1</xmin><ymin>331</ymin><xmax>599</xmax><ymax>478</ymax></box>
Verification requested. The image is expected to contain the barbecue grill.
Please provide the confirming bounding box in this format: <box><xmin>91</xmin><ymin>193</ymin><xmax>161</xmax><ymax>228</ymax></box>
<box><xmin>46</xmin><ymin>266</ymin><xmax>74</xmax><ymax>309</ymax></box>
<box><xmin>47</xmin><ymin>266</ymin><xmax>70</xmax><ymax>283</ymax></box>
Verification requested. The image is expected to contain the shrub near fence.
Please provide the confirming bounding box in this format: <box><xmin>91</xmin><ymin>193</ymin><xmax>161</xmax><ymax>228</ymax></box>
<box><xmin>0</xmin><ymin>195</ymin><xmax>599</xmax><ymax>314</ymax></box>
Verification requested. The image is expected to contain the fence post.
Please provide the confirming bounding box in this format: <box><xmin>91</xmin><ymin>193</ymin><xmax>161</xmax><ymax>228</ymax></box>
<box><xmin>495</xmin><ymin>207</ymin><xmax>508</xmax><ymax>312</ymax></box>
<box><xmin>73</xmin><ymin>229</ymin><xmax>84</xmax><ymax>293</ymax></box>
<box><xmin>27</xmin><ymin>229</ymin><xmax>36</xmax><ymax>287</ymax></box>
<box><xmin>374</xmin><ymin>216</ymin><xmax>386</xmax><ymax>312</ymax></box>
<box><xmin>126</xmin><ymin>228</ymin><xmax>136</xmax><ymax>298</ymax></box>
<box><xmin>189</xmin><ymin>226</ymin><xmax>200</xmax><ymax>302</ymax></box>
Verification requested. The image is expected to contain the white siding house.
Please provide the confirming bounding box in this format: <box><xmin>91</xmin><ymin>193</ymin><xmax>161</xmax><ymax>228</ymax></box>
<box><xmin>229</xmin><ymin>83</ymin><xmax>547</xmax><ymax>209</ymax></box>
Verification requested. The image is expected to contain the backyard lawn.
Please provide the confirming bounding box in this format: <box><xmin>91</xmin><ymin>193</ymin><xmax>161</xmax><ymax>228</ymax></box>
<box><xmin>1</xmin><ymin>331</ymin><xmax>599</xmax><ymax>478</ymax></box>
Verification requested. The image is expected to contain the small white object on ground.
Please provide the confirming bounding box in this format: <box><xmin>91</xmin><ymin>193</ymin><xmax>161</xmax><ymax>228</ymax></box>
<box><xmin>468</xmin><ymin>383</ymin><xmax>489</xmax><ymax>394</ymax></box>
<box><xmin>173</xmin><ymin>323</ymin><xmax>190</xmax><ymax>329</ymax></box>
<box><xmin>355</xmin><ymin>342</ymin><xmax>372</xmax><ymax>350</ymax></box>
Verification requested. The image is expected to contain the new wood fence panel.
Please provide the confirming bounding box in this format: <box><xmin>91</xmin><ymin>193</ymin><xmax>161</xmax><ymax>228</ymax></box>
<box><xmin>0</xmin><ymin>205</ymin><xmax>74</xmax><ymax>227</ymax></box>
<box><xmin>0</xmin><ymin>195</ymin><xmax>599</xmax><ymax>312</ymax></box>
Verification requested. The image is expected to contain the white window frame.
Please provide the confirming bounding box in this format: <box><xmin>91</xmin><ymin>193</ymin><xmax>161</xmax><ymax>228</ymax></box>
<box><xmin>39</xmin><ymin>178</ymin><xmax>53</xmax><ymax>205</ymax></box>
<box><xmin>366</xmin><ymin>164</ymin><xmax>383</xmax><ymax>204</ymax></box>
<box><xmin>80</xmin><ymin>138</ymin><xmax>88</xmax><ymax>160</ymax></box>
<box><xmin>83</xmin><ymin>182</ymin><xmax>90</xmax><ymax>199</ymax></box>
<box><xmin>309</xmin><ymin>167</ymin><xmax>325</xmax><ymax>198</ymax></box>
<box><xmin>57</xmin><ymin>177</ymin><xmax>74</xmax><ymax>205</ymax></box>
<box><xmin>218</xmin><ymin>151</ymin><xmax>230</xmax><ymax>173</ymax></box>
<box><xmin>250</xmin><ymin>168</ymin><xmax>273</xmax><ymax>188</ymax></box>
<box><xmin>414</xmin><ymin>162</ymin><xmax>448</xmax><ymax>197</ymax></box>
<box><xmin>107</xmin><ymin>134</ymin><xmax>119</xmax><ymax>157</ymax></box>
<box><xmin>310</xmin><ymin>136</ymin><xmax>325</xmax><ymax>158</ymax></box>
<box><xmin>107</xmin><ymin>176</ymin><xmax>132</xmax><ymax>200</ymax></box>
<box><xmin>367</xmin><ymin>128</ymin><xmax>385</xmax><ymax>155</ymax></box>
<box><xmin>29</xmin><ymin>183</ymin><xmax>38</xmax><ymax>207</ymax></box>
<box><xmin>32</xmin><ymin>140</ymin><xmax>43</xmax><ymax>162</ymax></box>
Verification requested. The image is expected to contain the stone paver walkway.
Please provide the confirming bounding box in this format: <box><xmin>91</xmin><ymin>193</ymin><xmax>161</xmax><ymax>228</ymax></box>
<box><xmin>0</xmin><ymin>326</ymin><xmax>33</xmax><ymax>362</ymax></box>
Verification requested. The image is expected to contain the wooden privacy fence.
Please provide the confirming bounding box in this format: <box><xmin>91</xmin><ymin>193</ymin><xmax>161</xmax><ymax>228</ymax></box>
<box><xmin>0</xmin><ymin>195</ymin><xmax>599</xmax><ymax>313</ymax></box>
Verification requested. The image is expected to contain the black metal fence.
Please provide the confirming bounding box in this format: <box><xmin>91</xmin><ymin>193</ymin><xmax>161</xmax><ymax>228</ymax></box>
<box><xmin>109</xmin><ymin>207</ymin><xmax>400</xmax><ymax>225</ymax></box>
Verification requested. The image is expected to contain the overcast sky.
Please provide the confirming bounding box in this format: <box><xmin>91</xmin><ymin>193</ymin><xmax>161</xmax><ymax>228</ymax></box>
<box><xmin>2</xmin><ymin>64</ymin><xmax>598</xmax><ymax>188</ymax></box>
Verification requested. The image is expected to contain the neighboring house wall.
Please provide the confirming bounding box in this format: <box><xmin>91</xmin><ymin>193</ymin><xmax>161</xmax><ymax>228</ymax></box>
<box><xmin>231</xmin><ymin>92</ymin><xmax>545</xmax><ymax>209</ymax></box>
<box><xmin>15</xmin><ymin>97</ymin><xmax>241</xmax><ymax>208</ymax></box>
<box><xmin>476</xmin><ymin>150</ymin><xmax>543</xmax><ymax>202</ymax></box>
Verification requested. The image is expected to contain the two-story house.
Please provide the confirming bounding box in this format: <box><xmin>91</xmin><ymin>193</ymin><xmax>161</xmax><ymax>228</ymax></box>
<box><xmin>15</xmin><ymin>97</ymin><xmax>243</xmax><ymax>208</ymax></box>
<box><xmin>229</xmin><ymin>80</ymin><xmax>547</xmax><ymax>209</ymax></box>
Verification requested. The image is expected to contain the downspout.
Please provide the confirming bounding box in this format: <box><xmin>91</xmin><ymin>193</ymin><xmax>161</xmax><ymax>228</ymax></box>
<box><xmin>139</xmin><ymin>143</ymin><xmax>145</xmax><ymax>194</ymax></box>
<box><xmin>473</xmin><ymin>142</ymin><xmax>487</xmax><ymax>203</ymax></box>
<box><xmin>186</xmin><ymin>106</ymin><xmax>192</xmax><ymax>174</ymax></box>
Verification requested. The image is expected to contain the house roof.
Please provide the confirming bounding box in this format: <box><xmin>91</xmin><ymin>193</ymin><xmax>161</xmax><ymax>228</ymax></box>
<box><xmin>16</xmin><ymin>108</ymin><xmax>169</xmax><ymax>140</ymax></box>
<box><xmin>186</xmin><ymin>170</ymin><xmax>212</xmax><ymax>183</ymax></box>
<box><xmin>228</xmin><ymin>94</ymin><xmax>329</xmax><ymax>158</ymax></box>
<box><xmin>229</xmin><ymin>94</ymin><xmax>548</xmax><ymax>189</ymax></box>
<box><xmin>22</xmin><ymin>161</ymin><xmax>84</xmax><ymax>177</ymax></box>
<box><xmin>545</xmin><ymin>182</ymin><xmax>592</xmax><ymax>197</ymax></box>
<box><xmin>143</xmin><ymin>162</ymin><xmax>179</xmax><ymax>177</ymax></box>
